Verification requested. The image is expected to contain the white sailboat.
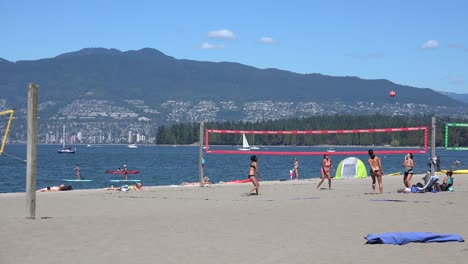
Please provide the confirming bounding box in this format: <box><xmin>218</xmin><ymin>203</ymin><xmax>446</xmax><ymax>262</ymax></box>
<box><xmin>250</xmin><ymin>134</ymin><xmax>260</xmax><ymax>150</ymax></box>
<box><xmin>326</xmin><ymin>148</ymin><xmax>336</xmax><ymax>153</ymax></box>
<box><xmin>238</xmin><ymin>133</ymin><xmax>251</xmax><ymax>151</ymax></box>
<box><xmin>57</xmin><ymin>125</ymin><xmax>75</xmax><ymax>154</ymax></box>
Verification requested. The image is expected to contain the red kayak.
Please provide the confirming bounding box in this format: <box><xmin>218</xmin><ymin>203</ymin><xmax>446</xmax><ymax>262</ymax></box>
<box><xmin>105</xmin><ymin>170</ymin><xmax>140</xmax><ymax>174</ymax></box>
<box><xmin>224</xmin><ymin>179</ymin><xmax>252</xmax><ymax>184</ymax></box>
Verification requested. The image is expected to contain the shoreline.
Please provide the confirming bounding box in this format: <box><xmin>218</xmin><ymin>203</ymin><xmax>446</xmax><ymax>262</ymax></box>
<box><xmin>5</xmin><ymin>142</ymin><xmax>443</xmax><ymax>148</ymax></box>
<box><xmin>0</xmin><ymin>172</ymin><xmax>453</xmax><ymax>196</ymax></box>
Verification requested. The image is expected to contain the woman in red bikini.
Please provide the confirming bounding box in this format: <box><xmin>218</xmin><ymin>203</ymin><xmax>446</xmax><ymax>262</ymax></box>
<box><xmin>317</xmin><ymin>154</ymin><xmax>334</xmax><ymax>190</ymax></box>
<box><xmin>368</xmin><ymin>149</ymin><xmax>383</xmax><ymax>193</ymax></box>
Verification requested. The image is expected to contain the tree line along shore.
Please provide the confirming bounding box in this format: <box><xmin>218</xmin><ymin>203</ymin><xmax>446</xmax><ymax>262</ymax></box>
<box><xmin>156</xmin><ymin>115</ymin><xmax>467</xmax><ymax>147</ymax></box>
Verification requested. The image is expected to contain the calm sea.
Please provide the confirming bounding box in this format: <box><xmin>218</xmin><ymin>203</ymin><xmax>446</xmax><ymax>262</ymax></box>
<box><xmin>0</xmin><ymin>144</ymin><xmax>466</xmax><ymax>193</ymax></box>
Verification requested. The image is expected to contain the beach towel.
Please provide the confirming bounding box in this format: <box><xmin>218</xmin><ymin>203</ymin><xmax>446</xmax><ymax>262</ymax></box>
<box><xmin>365</xmin><ymin>232</ymin><xmax>464</xmax><ymax>245</ymax></box>
<box><xmin>412</xmin><ymin>175</ymin><xmax>439</xmax><ymax>193</ymax></box>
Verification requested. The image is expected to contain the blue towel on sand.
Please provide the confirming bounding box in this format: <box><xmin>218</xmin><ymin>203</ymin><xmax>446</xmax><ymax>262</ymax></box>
<box><xmin>365</xmin><ymin>232</ymin><xmax>464</xmax><ymax>245</ymax></box>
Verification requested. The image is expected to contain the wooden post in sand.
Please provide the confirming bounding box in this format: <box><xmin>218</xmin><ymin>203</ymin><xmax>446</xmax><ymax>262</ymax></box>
<box><xmin>199</xmin><ymin>122</ymin><xmax>204</xmax><ymax>186</ymax></box>
<box><xmin>430</xmin><ymin>116</ymin><xmax>436</xmax><ymax>176</ymax></box>
<box><xmin>26</xmin><ymin>83</ymin><xmax>38</xmax><ymax>219</ymax></box>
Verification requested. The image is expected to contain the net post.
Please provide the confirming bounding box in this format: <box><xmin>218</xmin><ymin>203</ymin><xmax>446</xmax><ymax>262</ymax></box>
<box><xmin>26</xmin><ymin>83</ymin><xmax>38</xmax><ymax>219</ymax></box>
<box><xmin>430</xmin><ymin>117</ymin><xmax>436</xmax><ymax>176</ymax></box>
<box><xmin>199</xmin><ymin>122</ymin><xmax>204</xmax><ymax>186</ymax></box>
<box><xmin>423</xmin><ymin>127</ymin><xmax>428</xmax><ymax>153</ymax></box>
<box><xmin>205</xmin><ymin>128</ymin><xmax>209</xmax><ymax>151</ymax></box>
<box><xmin>444</xmin><ymin>124</ymin><xmax>449</xmax><ymax>148</ymax></box>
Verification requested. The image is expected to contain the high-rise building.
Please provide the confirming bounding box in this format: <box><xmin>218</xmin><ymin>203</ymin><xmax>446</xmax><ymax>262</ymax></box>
<box><xmin>128</xmin><ymin>131</ymin><xmax>133</xmax><ymax>143</ymax></box>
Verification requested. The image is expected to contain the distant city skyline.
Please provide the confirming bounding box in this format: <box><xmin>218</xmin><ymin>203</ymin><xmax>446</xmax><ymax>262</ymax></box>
<box><xmin>2</xmin><ymin>0</ymin><xmax>467</xmax><ymax>93</ymax></box>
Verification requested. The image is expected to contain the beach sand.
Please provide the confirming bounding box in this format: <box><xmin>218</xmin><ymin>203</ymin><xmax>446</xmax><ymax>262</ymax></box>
<box><xmin>1</xmin><ymin>173</ymin><xmax>467</xmax><ymax>264</ymax></box>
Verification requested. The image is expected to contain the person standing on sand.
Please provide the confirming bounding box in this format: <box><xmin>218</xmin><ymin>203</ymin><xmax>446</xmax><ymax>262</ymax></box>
<box><xmin>248</xmin><ymin>155</ymin><xmax>261</xmax><ymax>195</ymax></box>
<box><xmin>293</xmin><ymin>157</ymin><xmax>299</xmax><ymax>180</ymax></box>
<box><xmin>368</xmin><ymin>149</ymin><xmax>383</xmax><ymax>193</ymax></box>
<box><xmin>402</xmin><ymin>153</ymin><xmax>414</xmax><ymax>188</ymax></box>
<box><xmin>317</xmin><ymin>154</ymin><xmax>334</xmax><ymax>190</ymax></box>
<box><xmin>75</xmin><ymin>164</ymin><xmax>81</xmax><ymax>180</ymax></box>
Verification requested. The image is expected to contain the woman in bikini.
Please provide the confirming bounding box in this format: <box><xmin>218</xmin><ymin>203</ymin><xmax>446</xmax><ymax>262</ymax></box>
<box><xmin>402</xmin><ymin>153</ymin><xmax>415</xmax><ymax>188</ymax></box>
<box><xmin>317</xmin><ymin>154</ymin><xmax>334</xmax><ymax>190</ymax></box>
<box><xmin>368</xmin><ymin>149</ymin><xmax>383</xmax><ymax>193</ymax></box>
<box><xmin>248</xmin><ymin>155</ymin><xmax>261</xmax><ymax>195</ymax></box>
<box><xmin>293</xmin><ymin>158</ymin><xmax>299</xmax><ymax>180</ymax></box>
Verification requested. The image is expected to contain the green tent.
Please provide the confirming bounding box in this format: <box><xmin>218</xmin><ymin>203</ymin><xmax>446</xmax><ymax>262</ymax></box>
<box><xmin>335</xmin><ymin>157</ymin><xmax>368</xmax><ymax>179</ymax></box>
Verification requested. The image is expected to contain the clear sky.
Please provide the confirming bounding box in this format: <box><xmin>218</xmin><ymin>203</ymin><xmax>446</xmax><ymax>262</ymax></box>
<box><xmin>1</xmin><ymin>0</ymin><xmax>467</xmax><ymax>93</ymax></box>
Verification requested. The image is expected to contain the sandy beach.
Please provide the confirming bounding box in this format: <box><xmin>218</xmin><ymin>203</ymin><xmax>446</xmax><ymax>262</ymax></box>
<box><xmin>1</xmin><ymin>173</ymin><xmax>467</xmax><ymax>264</ymax></box>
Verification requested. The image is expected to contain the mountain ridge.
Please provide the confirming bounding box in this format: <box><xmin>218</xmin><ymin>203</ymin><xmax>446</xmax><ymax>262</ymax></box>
<box><xmin>0</xmin><ymin>47</ymin><xmax>466</xmax><ymax>117</ymax></box>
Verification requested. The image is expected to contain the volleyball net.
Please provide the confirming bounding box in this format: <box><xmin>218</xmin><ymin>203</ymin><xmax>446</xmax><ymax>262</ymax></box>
<box><xmin>445</xmin><ymin>123</ymin><xmax>468</xmax><ymax>151</ymax></box>
<box><xmin>204</xmin><ymin>126</ymin><xmax>428</xmax><ymax>156</ymax></box>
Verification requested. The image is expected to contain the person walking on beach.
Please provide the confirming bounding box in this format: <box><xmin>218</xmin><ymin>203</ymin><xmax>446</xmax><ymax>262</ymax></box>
<box><xmin>317</xmin><ymin>154</ymin><xmax>334</xmax><ymax>190</ymax></box>
<box><xmin>368</xmin><ymin>149</ymin><xmax>383</xmax><ymax>193</ymax></box>
<box><xmin>75</xmin><ymin>164</ymin><xmax>81</xmax><ymax>180</ymax></box>
<box><xmin>248</xmin><ymin>155</ymin><xmax>261</xmax><ymax>195</ymax></box>
<box><xmin>402</xmin><ymin>153</ymin><xmax>414</xmax><ymax>188</ymax></box>
<box><xmin>293</xmin><ymin>157</ymin><xmax>299</xmax><ymax>180</ymax></box>
<box><xmin>123</xmin><ymin>164</ymin><xmax>128</xmax><ymax>180</ymax></box>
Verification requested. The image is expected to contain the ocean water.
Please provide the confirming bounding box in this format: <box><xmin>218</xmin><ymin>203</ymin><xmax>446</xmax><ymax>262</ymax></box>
<box><xmin>0</xmin><ymin>144</ymin><xmax>466</xmax><ymax>193</ymax></box>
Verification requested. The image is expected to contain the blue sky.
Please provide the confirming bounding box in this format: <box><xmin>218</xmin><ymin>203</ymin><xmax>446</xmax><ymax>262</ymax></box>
<box><xmin>1</xmin><ymin>0</ymin><xmax>467</xmax><ymax>93</ymax></box>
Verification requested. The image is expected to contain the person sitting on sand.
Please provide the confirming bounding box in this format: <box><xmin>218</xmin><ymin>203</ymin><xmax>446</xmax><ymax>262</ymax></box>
<box><xmin>180</xmin><ymin>177</ymin><xmax>211</xmax><ymax>186</ymax></box>
<box><xmin>439</xmin><ymin>170</ymin><xmax>454</xmax><ymax>191</ymax></box>
<box><xmin>104</xmin><ymin>182</ymin><xmax>142</xmax><ymax>191</ymax></box>
<box><xmin>37</xmin><ymin>184</ymin><xmax>73</xmax><ymax>192</ymax></box>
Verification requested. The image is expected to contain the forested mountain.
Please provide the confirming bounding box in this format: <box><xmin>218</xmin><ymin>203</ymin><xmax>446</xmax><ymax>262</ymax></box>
<box><xmin>438</xmin><ymin>91</ymin><xmax>468</xmax><ymax>104</ymax></box>
<box><xmin>0</xmin><ymin>47</ymin><xmax>466</xmax><ymax>113</ymax></box>
<box><xmin>156</xmin><ymin>115</ymin><xmax>468</xmax><ymax>147</ymax></box>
